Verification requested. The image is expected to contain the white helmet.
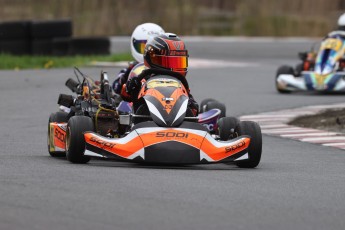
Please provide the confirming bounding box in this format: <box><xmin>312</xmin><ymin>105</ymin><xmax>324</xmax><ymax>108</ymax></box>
<box><xmin>130</xmin><ymin>23</ymin><xmax>165</xmax><ymax>63</ymax></box>
<box><xmin>338</xmin><ymin>13</ymin><xmax>345</xmax><ymax>30</ymax></box>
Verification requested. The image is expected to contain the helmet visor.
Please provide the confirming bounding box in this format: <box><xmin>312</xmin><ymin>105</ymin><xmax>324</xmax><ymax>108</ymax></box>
<box><xmin>133</xmin><ymin>39</ymin><xmax>147</xmax><ymax>54</ymax></box>
<box><xmin>151</xmin><ymin>55</ymin><xmax>188</xmax><ymax>69</ymax></box>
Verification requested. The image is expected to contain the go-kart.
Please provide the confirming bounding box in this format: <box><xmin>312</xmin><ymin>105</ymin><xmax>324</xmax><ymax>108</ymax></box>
<box><xmin>66</xmin><ymin>69</ymin><xmax>262</xmax><ymax>167</ymax></box>
<box><xmin>276</xmin><ymin>33</ymin><xmax>345</xmax><ymax>93</ymax></box>
<box><xmin>48</xmin><ymin>68</ymin><xmax>125</xmax><ymax>159</ymax></box>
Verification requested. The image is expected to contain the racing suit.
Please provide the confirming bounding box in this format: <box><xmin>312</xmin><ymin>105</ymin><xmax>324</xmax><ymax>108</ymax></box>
<box><xmin>112</xmin><ymin>61</ymin><xmax>138</xmax><ymax>97</ymax></box>
<box><xmin>297</xmin><ymin>30</ymin><xmax>345</xmax><ymax>74</ymax></box>
<box><xmin>325</xmin><ymin>31</ymin><xmax>345</xmax><ymax>70</ymax></box>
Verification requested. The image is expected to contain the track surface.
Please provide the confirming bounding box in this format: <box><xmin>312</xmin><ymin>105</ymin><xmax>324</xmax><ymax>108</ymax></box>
<box><xmin>1</xmin><ymin>39</ymin><xmax>345</xmax><ymax>230</ymax></box>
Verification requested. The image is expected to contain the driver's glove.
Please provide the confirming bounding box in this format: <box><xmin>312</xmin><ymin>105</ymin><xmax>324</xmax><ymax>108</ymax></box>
<box><xmin>188</xmin><ymin>95</ymin><xmax>199</xmax><ymax>116</ymax></box>
<box><xmin>126</xmin><ymin>77</ymin><xmax>141</xmax><ymax>100</ymax></box>
<box><xmin>112</xmin><ymin>73</ymin><xmax>125</xmax><ymax>94</ymax></box>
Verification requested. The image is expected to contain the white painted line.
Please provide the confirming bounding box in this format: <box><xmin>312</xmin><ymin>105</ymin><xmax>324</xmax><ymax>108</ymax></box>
<box><xmin>260</xmin><ymin>124</ymin><xmax>290</xmax><ymax>129</ymax></box>
<box><xmin>301</xmin><ymin>136</ymin><xmax>345</xmax><ymax>142</ymax></box>
<box><xmin>281</xmin><ymin>132</ymin><xmax>338</xmax><ymax>138</ymax></box>
<box><xmin>188</xmin><ymin>58</ymin><xmax>256</xmax><ymax>68</ymax></box>
<box><xmin>263</xmin><ymin>128</ymin><xmax>319</xmax><ymax>134</ymax></box>
<box><xmin>264</xmin><ymin>110</ymin><xmax>317</xmax><ymax>115</ymax></box>
<box><xmin>241</xmin><ymin>118</ymin><xmax>290</xmax><ymax>122</ymax></box>
<box><xmin>323</xmin><ymin>143</ymin><xmax>345</xmax><ymax>146</ymax></box>
<box><xmin>305</xmin><ymin>104</ymin><xmax>345</xmax><ymax>109</ymax></box>
<box><xmin>240</xmin><ymin>114</ymin><xmax>296</xmax><ymax>119</ymax></box>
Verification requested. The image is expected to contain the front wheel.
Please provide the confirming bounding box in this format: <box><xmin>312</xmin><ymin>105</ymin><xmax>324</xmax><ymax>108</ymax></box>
<box><xmin>66</xmin><ymin>116</ymin><xmax>94</xmax><ymax>164</ymax></box>
<box><xmin>217</xmin><ymin>117</ymin><xmax>240</xmax><ymax>141</ymax></box>
<box><xmin>234</xmin><ymin>121</ymin><xmax>262</xmax><ymax>168</ymax></box>
<box><xmin>276</xmin><ymin>65</ymin><xmax>294</xmax><ymax>94</ymax></box>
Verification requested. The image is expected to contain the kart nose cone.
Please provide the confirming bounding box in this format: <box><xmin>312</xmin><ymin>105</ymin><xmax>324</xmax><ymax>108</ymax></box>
<box><xmin>144</xmin><ymin>141</ymin><xmax>201</xmax><ymax>164</ymax></box>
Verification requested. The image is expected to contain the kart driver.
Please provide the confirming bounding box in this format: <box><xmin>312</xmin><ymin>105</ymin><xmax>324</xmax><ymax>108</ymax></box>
<box><xmin>112</xmin><ymin>23</ymin><xmax>165</xmax><ymax>100</ymax></box>
<box><xmin>125</xmin><ymin>33</ymin><xmax>199</xmax><ymax>116</ymax></box>
<box><xmin>298</xmin><ymin>13</ymin><xmax>345</xmax><ymax>73</ymax></box>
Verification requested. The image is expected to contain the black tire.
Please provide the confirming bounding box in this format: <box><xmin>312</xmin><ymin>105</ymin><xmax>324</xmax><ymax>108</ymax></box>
<box><xmin>134</xmin><ymin>104</ymin><xmax>150</xmax><ymax>124</ymax></box>
<box><xmin>275</xmin><ymin>65</ymin><xmax>294</xmax><ymax>93</ymax></box>
<box><xmin>31</xmin><ymin>19</ymin><xmax>72</xmax><ymax>39</ymax></box>
<box><xmin>217</xmin><ymin>117</ymin><xmax>240</xmax><ymax>141</ymax></box>
<box><xmin>69</xmin><ymin>37</ymin><xmax>110</xmax><ymax>55</ymax></box>
<box><xmin>31</xmin><ymin>39</ymin><xmax>53</xmax><ymax>55</ymax></box>
<box><xmin>234</xmin><ymin>121</ymin><xmax>262</xmax><ymax>168</ymax></box>
<box><xmin>204</xmin><ymin>101</ymin><xmax>226</xmax><ymax>118</ymax></box>
<box><xmin>200</xmin><ymin>98</ymin><xmax>216</xmax><ymax>113</ymax></box>
<box><xmin>0</xmin><ymin>21</ymin><xmax>31</xmax><ymax>40</ymax></box>
<box><xmin>66</xmin><ymin>116</ymin><xmax>94</xmax><ymax>164</ymax></box>
<box><xmin>0</xmin><ymin>39</ymin><xmax>31</xmax><ymax>55</ymax></box>
<box><xmin>48</xmin><ymin>112</ymin><xmax>69</xmax><ymax>157</ymax></box>
<box><xmin>52</xmin><ymin>37</ymin><xmax>71</xmax><ymax>56</ymax></box>
<box><xmin>295</xmin><ymin>63</ymin><xmax>303</xmax><ymax>77</ymax></box>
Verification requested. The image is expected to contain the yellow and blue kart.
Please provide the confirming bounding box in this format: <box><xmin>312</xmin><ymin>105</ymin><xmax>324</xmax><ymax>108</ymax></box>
<box><xmin>276</xmin><ymin>35</ymin><xmax>345</xmax><ymax>93</ymax></box>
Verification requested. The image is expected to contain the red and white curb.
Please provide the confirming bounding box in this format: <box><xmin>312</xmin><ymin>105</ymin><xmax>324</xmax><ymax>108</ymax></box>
<box><xmin>239</xmin><ymin>103</ymin><xmax>345</xmax><ymax>150</ymax></box>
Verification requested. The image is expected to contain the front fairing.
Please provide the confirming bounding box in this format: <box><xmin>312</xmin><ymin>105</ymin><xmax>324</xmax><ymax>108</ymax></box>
<box><xmin>303</xmin><ymin>72</ymin><xmax>342</xmax><ymax>90</ymax></box>
<box><xmin>140</xmin><ymin>76</ymin><xmax>190</xmax><ymax>127</ymax></box>
<box><xmin>304</xmin><ymin>36</ymin><xmax>345</xmax><ymax>90</ymax></box>
<box><xmin>84</xmin><ymin>121</ymin><xmax>251</xmax><ymax>164</ymax></box>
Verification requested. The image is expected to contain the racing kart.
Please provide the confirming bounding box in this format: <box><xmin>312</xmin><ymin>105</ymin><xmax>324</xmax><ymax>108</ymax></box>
<box><xmin>48</xmin><ymin>68</ymin><xmax>124</xmax><ymax>158</ymax></box>
<box><xmin>66</xmin><ymin>69</ymin><xmax>262</xmax><ymax>167</ymax></box>
<box><xmin>276</xmin><ymin>34</ymin><xmax>345</xmax><ymax>93</ymax></box>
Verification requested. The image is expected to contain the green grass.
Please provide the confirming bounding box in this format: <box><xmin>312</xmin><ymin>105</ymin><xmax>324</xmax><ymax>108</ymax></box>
<box><xmin>0</xmin><ymin>53</ymin><xmax>133</xmax><ymax>70</ymax></box>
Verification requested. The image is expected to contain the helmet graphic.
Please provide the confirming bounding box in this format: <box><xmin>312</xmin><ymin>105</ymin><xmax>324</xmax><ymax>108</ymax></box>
<box><xmin>144</xmin><ymin>33</ymin><xmax>188</xmax><ymax>77</ymax></box>
<box><xmin>130</xmin><ymin>23</ymin><xmax>165</xmax><ymax>62</ymax></box>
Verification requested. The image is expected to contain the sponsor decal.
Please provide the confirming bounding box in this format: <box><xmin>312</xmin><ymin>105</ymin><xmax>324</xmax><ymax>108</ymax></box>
<box><xmin>225</xmin><ymin>140</ymin><xmax>246</xmax><ymax>153</ymax></box>
<box><xmin>90</xmin><ymin>136</ymin><xmax>116</xmax><ymax>149</ymax></box>
<box><xmin>164</xmin><ymin>104</ymin><xmax>173</xmax><ymax>110</ymax></box>
<box><xmin>54</xmin><ymin>128</ymin><xmax>65</xmax><ymax>142</ymax></box>
<box><xmin>156</xmin><ymin>131</ymin><xmax>189</xmax><ymax>138</ymax></box>
<box><xmin>169</xmin><ymin>50</ymin><xmax>187</xmax><ymax>56</ymax></box>
<box><xmin>202</xmin><ymin>123</ymin><xmax>214</xmax><ymax>131</ymax></box>
<box><xmin>147</xmin><ymin>31</ymin><xmax>160</xmax><ymax>36</ymax></box>
<box><xmin>57</xmin><ymin>123</ymin><xmax>67</xmax><ymax>131</ymax></box>
<box><xmin>172</xmin><ymin>41</ymin><xmax>182</xmax><ymax>50</ymax></box>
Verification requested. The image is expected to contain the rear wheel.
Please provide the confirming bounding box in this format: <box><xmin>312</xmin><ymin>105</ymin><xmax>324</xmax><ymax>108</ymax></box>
<box><xmin>48</xmin><ymin>112</ymin><xmax>69</xmax><ymax>157</ymax></box>
<box><xmin>134</xmin><ymin>104</ymin><xmax>150</xmax><ymax>124</ymax></box>
<box><xmin>217</xmin><ymin>117</ymin><xmax>240</xmax><ymax>141</ymax></box>
<box><xmin>200</xmin><ymin>98</ymin><xmax>216</xmax><ymax>113</ymax></box>
<box><xmin>234</xmin><ymin>121</ymin><xmax>262</xmax><ymax>168</ymax></box>
<box><xmin>66</xmin><ymin>116</ymin><xmax>94</xmax><ymax>164</ymax></box>
<box><xmin>204</xmin><ymin>101</ymin><xmax>226</xmax><ymax>118</ymax></box>
<box><xmin>276</xmin><ymin>65</ymin><xmax>294</xmax><ymax>94</ymax></box>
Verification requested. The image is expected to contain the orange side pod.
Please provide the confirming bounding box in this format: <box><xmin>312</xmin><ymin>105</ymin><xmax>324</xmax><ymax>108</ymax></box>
<box><xmin>84</xmin><ymin>132</ymin><xmax>144</xmax><ymax>159</ymax></box>
<box><xmin>49</xmin><ymin>122</ymin><xmax>67</xmax><ymax>151</ymax></box>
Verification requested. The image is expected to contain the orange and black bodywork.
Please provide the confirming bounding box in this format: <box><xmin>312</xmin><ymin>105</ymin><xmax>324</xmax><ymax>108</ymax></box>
<box><xmin>83</xmin><ymin>74</ymin><xmax>251</xmax><ymax>164</ymax></box>
<box><xmin>84</xmin><ymin>121</ymin><xmax>251</xmax><ymax>164</ymax></box>
<box><xmin>48</xmin><ymin>122</ymin><xmax>67</xmax><ymax>152</ymax></box>
<box><xmin>137</xmin><ymin>76</ymin><xmax>190</xmax><ymax>127</ymax></box>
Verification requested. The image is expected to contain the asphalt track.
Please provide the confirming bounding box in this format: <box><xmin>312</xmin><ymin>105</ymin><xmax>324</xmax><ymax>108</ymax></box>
<box><xmin>1</xmin><ymin>38</ymin><xmax>345</xmax><ymax>230</ymax></box>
